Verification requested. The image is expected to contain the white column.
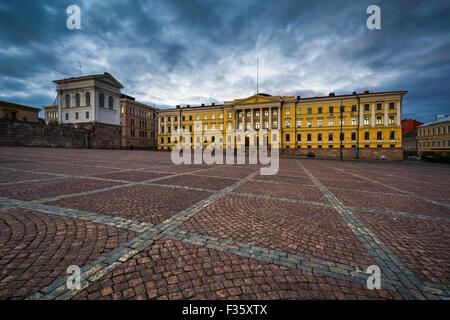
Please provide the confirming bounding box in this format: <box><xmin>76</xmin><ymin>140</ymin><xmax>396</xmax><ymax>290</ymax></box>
<box><xmin>269</xmin><ymin>107</ymin><xmax>272</xmax><ymax>129</ymax></box>
<box><xmin>250</xmin><ymin>108</ymin><xmax>254</xmax><ymax>130</ymax></box>
<box><xmin>242</xmin><ymin>109</ymin><xmax>246</xmax><ymax>130</ymax></box>
<box><xmin>158</xmin><ymin>116</ymin><xmax>161</xmax><ymax>134</ymax></box>
<box><xmin>259</xmin><ymin>108</ymin><xmax>263</xmax><ymax>129</ymax></box>
<box><xmin>384</xmin><ymin>101</ymin><xmax>389</xmax><ymax>127</ymax></box>
<box><xmin>371</xmin><ymin>103</ymin><xmax>375</xmax><ymax>127</ymax></box>
<box><xmin>397</xmin><ymin>101</ymin><xmax>401</xmax><ymax>126</ymax></box>
<box><xmin>278</xmin><ymin>106</ymin><xmax>281</xmax><ymax>128</ymax></box>
<box><xmin>359</xmin><ymin>103</ymin><xmax>364</xmax><ymax>128</ymax></box>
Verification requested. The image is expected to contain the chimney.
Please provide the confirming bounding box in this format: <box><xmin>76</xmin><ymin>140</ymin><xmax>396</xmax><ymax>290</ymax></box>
<box><xmin>296</xmin><ymin>96</ymin><xmax>301</xmax><ymax>100</ymax></box>
<box><xmin>186</xmin><ymin>105</ymin><xmax>190</xmax><ymax>108</ymax></box>
<box><xmin>176</xmin><ymin>105</ymin><xmax>180</xmax><ymax>109</ymax></box>
<box><xmin>201</xmin><ymin>103</ymin><xmax>205</xmax><ymax>107</ymax></box>
<box><xmin>352</xmin><ymin>91</ymin><xmax>357</xmax><ymax>95</ymax></box>
<box><xmin>329</xmin><ymin>92</ymin><xmax>335</xmax><ymax>97</ymax></box>
<box><xmin>212</xmin><ymin>103</ymin><xmax>215</xmax><ymax>106</ymax></box>
<box><xmin>364</xmin><ymin>90</ymin><xmax>369</xmax><ymax>94</ymax></box>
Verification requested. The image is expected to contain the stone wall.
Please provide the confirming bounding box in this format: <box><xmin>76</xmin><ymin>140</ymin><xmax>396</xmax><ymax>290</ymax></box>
<box><xmin>0</xmin><ymin>119</ymin><xmax>121</xmax><ymax>149</ymax></box>
<box><xmin>281</xmin><ymin>147</ymin><xmax>403</xmax><ymax>161</ymax></box>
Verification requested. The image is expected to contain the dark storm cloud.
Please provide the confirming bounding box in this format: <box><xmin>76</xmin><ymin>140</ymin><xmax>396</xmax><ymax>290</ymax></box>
<box><xmin>0</xmin><ymin>0</ymin><xmax>449</xmax><ymax>122</ymax></box>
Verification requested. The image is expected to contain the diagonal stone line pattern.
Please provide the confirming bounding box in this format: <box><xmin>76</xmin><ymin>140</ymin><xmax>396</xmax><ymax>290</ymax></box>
<box><xmin>323</xmin><ymin>163</ymin><xmax>450</xmax><ymax>210</ymax></box>
<box><xmin>296</xmin><ymin>161</ymin><xmax>446</xmax><ymax>300</ymax></box>
<box><xmin>25</xmin><ymin>170</ymin><xmax>260</xmax><ymax>300</ymax></box>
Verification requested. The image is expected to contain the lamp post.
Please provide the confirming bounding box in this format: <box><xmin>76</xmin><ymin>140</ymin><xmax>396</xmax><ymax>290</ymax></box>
<box><xmin>340</xmin><ymin>105</ymin><xmax>344</xmax><ymax>161</ymax></box>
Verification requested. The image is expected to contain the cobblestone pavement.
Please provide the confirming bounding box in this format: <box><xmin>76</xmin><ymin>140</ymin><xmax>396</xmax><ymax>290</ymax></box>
<box><xmin>0</xmin><ymin>147</ymin><xmax>449</xmax><ymax>300</ymax></box>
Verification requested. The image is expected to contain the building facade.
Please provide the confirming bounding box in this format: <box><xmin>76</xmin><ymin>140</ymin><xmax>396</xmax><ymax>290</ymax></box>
<box><xmin>157</xmin><ymin>91</ymin><xmax>405</xmax><ymax>159</ymax></box>
<box><xmin>417</xmin><ymin>115</ymin><xmax>450</xmax><ymax>154</ymax></box>
<box><xmin>53</xmin><ymin>73</ymin><xmax>123</xmax><ymax>126</ymax></box>
<box><xmin>43</xmin><ymin>105</ymin><xmax>58</xmax><ymax>124</ymax></box>
<box><xmin>401</xmin><ymin>119</ymin><xmax>423</xmax><ymax>158</ymax></box>
<box><xmin>0</xmin><ymin>100</ymin><xmax>40</xmax><ymax>123</ymax></box>
<box><xmin>120</xmin><ymin>94</ymin><xmax>158</xmax><ymax>149</ymax></box>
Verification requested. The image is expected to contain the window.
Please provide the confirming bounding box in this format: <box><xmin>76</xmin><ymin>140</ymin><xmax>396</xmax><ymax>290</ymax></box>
<box><xmin>340</xmin><ymin>118</ymin><xmax>345</xmax><ymax>126</ymax></box>
<box><xmin>273</xmin><ymin>121</ymin><xmax>278</xmax><ymax>129</ymax></box>
<box><xmin>307</xmin><ymin>120</ymin><xmax>312</xmax><ymax>128</ymax></box>
<box><xmin>255</xmin><ymin>111</ymin><xmax>260</xmax><ymax>117</ymax></box>
<box><xmin>376</xmin><ymin>116</ymin><xmax>383</xmax><ymax>125</ymax></box>
<box><xmin>340</xmin><ymin>133</ymin><xmax>345</xmax><ymax>141</ymax></box>
<box><xmin>227</xmin><ymin>122</ymin><xmax>232</xmax><ymax>130</ymax></box>
<box><xmin>296</xmin><ymin>108</ymin><xmax>301</xmax><ymax>115</ymax></box>
<box><xmin>273</xmin><ymin>109</ymin><xmax>277</xmax><ymax>115</ymax></box>
<box><xmin>286</xmin><ymin>134</ymin><xmax>290</xmax><ymax>142</ymax></box>
<box><xmin>389</xmin><ymin>116</ymin><xmax>395</xmax><ymax>125</ymax></box>
<box><xmin>182</xmin><ymin>116</ymin><xmax>185</xmax><ymax>121</ymax></box>
<box><xmin>376</xmin><ymin>103</ymin><xmax>382</xmax><ymax>111</ymax></box>
<box><xmin>329</xmin><ymin>107</ymin><xmax>334</xmax><ymax>113</ymax></box>
<box><xmin>75</xmin><ymin>93</ymin><xmax>80</xmax><ymax>107</ymax></box>
<box><xmin>246</xmin><ymin>122</ymin><xmax>251</xmax><ymax>130</ymax></box>
<box><xmin>390</xmin><ymin>131</ymin><xmax>395</xmax><ymax>140</ymax></box>
<box><xmin>255</xmin><ymin>122</ymin><xmax>260</xmax><ymax>129</ymax></box>
<box><xmin>296</xmin><ymin>120</ymin><xmax>302</xmax><ymax>128</ymax></box>
<box><xmin>204</xmin><ymin>124</ymin><xmax>208</xmax><ymax>131</ymax></box>
<box><xmin>212</xmin><ymin>114</ymin><xmax>215</xmax><ymax>119</ymax></box>
<box><xmin>264</xmin><ymin>121</ymin><xmax>268</xmax><ymax>129</ymax></box>
<box><xmin>307</xmin><ymin>133</ymin><xmax>312</xmax><ymax>142</ymax></box>
<box><xmin>211</xmin><ymin>123</ymin><xmax>216</xmax><ymax>131</ymax></box>
<box><xmin>86</xmin><ymin>111</ymin><xmax>89</xmax><ymax>119</ymax></box>
<box><xmin>99</xmin><ymin>94</ymin><xmax>104</xmax><ymax>108</ymax></box>
<box><xmin>318</xmin><ymin>133</ymin><xmax>322</xmax><ymax>141</ymax></box>
<box><xmin>328</xmin><ymin>118</ymin><xmax>334</xmax><ymax>127</ymax></box>
<box><xmin>227</xmin><ymin>112</ymin><xmax>232</xmax><ymax>118</ymax></box>
<box><xmin>65</xmin><ymin>94</ymin><xmax>71</xmax><ymax>107</ymax></box>
<box><xmin>219</xmin><ymin>113</ymin><xmax>223</xmax><ymax>119</ymax></box>
<box><xmin>65</xmin><ymin>113</ymin><xmax>69</xmax><ymax>120</ymax></box>
<box><xmin>285</xmin><ymin>119</ymin><xmax>290</xmax><ymax>128</ymax></box>
<box><xmin>364</xmin><ymin>132</ymin><xmax>370</xmax><ymax>140</ymax></box>
<box><xmin>328</xmin><ymin>133</ymin><xmax>333</xmax><ymax>141</ymax></box>
<box><xmin>297</xmin><ymin>134</ymin><xmax>301</xmax><ymax>141</ymax></box>
<box><xmin>131</xmin><ymin>130</ymin><xmax>135</xmax><ymax>137</ymax></box>
<box><xmin>351</xmin><ymin>105</ymin><xmax>357</xmax><ymax>112</ymax></box>
<box><xmin>377</xmin><ymin>131</ymin><xmax>382</xmax><ymax>140</ymax></box>
<box><xmin>247</xmin><ymin>111</ymin><xmax>251</xmax><ymax>117</ymax></box>
<box><xmin>307</xmin><ymin>108</ymin><xmax>312</xmax><ymax>114</ymax></box>
<box><xmin>203</xmin><ymin>114</ymin><xmax>207</xmax><ymax>120</ymax></box>
<box><xmin>364</xmin><ymin>104</ymin><xmax>370</xmax><ymax>111</ymax></box>
<box><xmin>195</xmin><ymin>115</ymin><xmax>199</xmax><ymax>120</ymax></box>
<box><xmin>273</xmin><ymin>134</ymin><xmax>277</xmax><ymax>142</ymax></box>
<box><xmin>364</xmin><ymin>116</ymin><xmax>370</xmax><ymax>126</ymax></box>
<box><xmin>219</xmin><ymin>123</ymin><xmax>223</xmax><ymax>130</ymax></box>
<box><xmin>317</xmin><ymin>119</ymin><xmax>323</xmax><ymax>127</ymax></box>
<box><xmin>130</xmin><ymin>118</ymin><xmax>135</xmax><ymax>126</ymax></box>
<box><xmin>351</xmin><ymin>132</ymin><xmax>356</xmax><ymax>141</ymax></box>
<box><xmin>318</xmin><ymin>107</ymin><xmax>322</xmax><ymax>114</ymax></box>
<box><xmin>351</xmin><ymin>118</ymin><xmax>357</xmax><ymax>126</ymax></box>
<box><xmin>285</xmin><ymin>109</ymin><xmax>290</xmax><ymax>115</ymax></box>
<box><xmin>75</xmin><ymin>112</ymin><xmax>79</xmax><ymax>120</ymax></box>
<box><xmin>389</xmin><ymin>102</ymin><xmax>395</xmax><ymax>110</ymax></box>
<box><xmin>108</xmin><ymin>96</ymin><xmax>113</xmax><ymax>109</ymax></box>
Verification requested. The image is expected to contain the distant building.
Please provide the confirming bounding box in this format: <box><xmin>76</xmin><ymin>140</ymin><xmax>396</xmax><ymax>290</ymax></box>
<box><xmin>401</xmin><ymin>119</ymin><xmax>423</xmax><ymax>158</ymax></box>
<box><xmin>120</xmin><ymin>94</ymin><xmax>158</xmax><ymax>149</ymax></box>
<box><xmin>417</xmin><ymin>115</ymin><xmax>450</xmax><ymax>154</ymax></box>
<box><xmin>53</xmin><ymin>73</ymin><xmax>124</xmax><ymax>126</ymax></box>
<box><xmin>0</xmin><ymin>100</ymin><xmax>40</xmax><ymax>123</ymax></box>
<box><xmin>43</xmin><ymin>105</ymin><xmax>58</xmax><ymax>124</ymax></box>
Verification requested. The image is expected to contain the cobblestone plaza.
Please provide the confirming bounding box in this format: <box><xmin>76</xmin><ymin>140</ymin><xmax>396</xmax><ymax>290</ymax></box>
<box><xmin>0</xmin><ymin>147</ymin><xmax>449</xmax><ymax>300</ymax></box>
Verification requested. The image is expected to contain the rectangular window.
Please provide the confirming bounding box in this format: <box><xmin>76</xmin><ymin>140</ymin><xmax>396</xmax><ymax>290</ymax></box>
<box><xmin>203</xmin><ymin>114</ymin><xmax>207</xmax><ymax>120</ymax></box>
<box><xmin>264</xmin><ymin>121</ymin><xmax>268</xmax><ymax>129</ymax></box>
<box><xmin>65</xmin><ymin>113</ymin><xmax>69</xmax><ymax>120</ymax></box>
<box><xmin>376</xmin><ymin>116</ymin><xmax>383</xmax><ymax>125</ymax></box>
<box><xmin>376</xmin><ymin>103</ymin><xmax>382</xmax><ymax>111</ymax></box>
<box><xmin>351</xmin><ymin>118</ymin><xmax>357</xmax><ymax>126</ymax></box>
<box><xmin>389</xmin><ymin>115</ymin><xmax>395</xmax><ymax>125</ymax></box>
<box><xmin>227</xmin><ymin>112</ymin><xmax>232</xmax><ymax>118</ymax></box>
<box><xmin>389</xmin><ymin>102</ymin><xmax>395</xmax><ymax>110</ymax></box>
<box><xmin>285</xmin><ymin>119</ymin><xmax>290</xmax><ymax>128</ymax></box>
<box><xmin>227</xmin><ymin>122</ymin><xmax>232</xmax><ymax>130</ymax></box>
<box><xmin>285</xmin><ymin>109</ymin><xmax>290</xmax><ymax>115</ymax></box>
<box><xmin>317</xmin><ymin>119</ymin><xmax>323</xmax><ymax>127</ymax></box>
<box><xmin>273</xmin><ymin>121</ymin><xmax>278</xmax><ymax>129</ymax></box>
<box><xmin>264</xmin><ymin>110</ymin><xmax>269</xmax><ymax>116</ymax></box>
<box><xmin>219</xmin><ymin>113</ymin><xmax>223</xmax><ymax>119</ymax></box>
<box><xmin>211</xmin><ymin>114</ymin><xmax>215</xmax><ymax>119</ymax></box>
<box><xmin>364</xmin><ymin>104</ymin><xmax>370</xmax><ymax>111</ymax></box>
<box><xmin>308</xmin><ymin>108</ymin><xmax>312</xmax><ymax>114</ymax></box>
<box><xmin>364</xmin><ymin>116</ymin><xmax>370</xmax><ymax>126</ymax></box>
<box><xmin>307</xmin><ymin>120</ymin><xmax>313</xmax><ymax>128</ymax></box>
<box><xmin>296</xmin><ymin>120</ymin><xmax>302</xmax><ymax>128</ymax></box>
<box><xmin>318</xmin><ymin>107</ymin><xmax>322</xmax><ymax>114</ymax></box>
<box><xmin>75</xmin><ymin>112</ymin><xmax>79</xmax><ymax>120</ymax></box>
<box><xmin>297</xmin><ymin>108</ymin><xmax>301</xmax><ymax>115</ymax></box>
<box><xmin>329</xmin><ymin>107</ymin><xmax>334</xmax><ymax>113</ymax></box>
<box><xmin>328</xmin><ymin>118</ymin><xmax>334</xmax><ymax>127</ymax></box>
<box><xmin>351</xmin><ymin>105</ymin><xmax>357</xmax><ymax>112</ymax></box>
<box><xmin>86</xmin><ymin>111</ymin><xmax>89</xmax><ymax>119</ymax></box>
<box><xmin>219</xmin><ymin>123</ymin><xmax>223</xmax><ymax>130</ymax></box>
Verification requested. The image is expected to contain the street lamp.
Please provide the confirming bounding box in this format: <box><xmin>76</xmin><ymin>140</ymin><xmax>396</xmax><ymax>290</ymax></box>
<box><xmin>340</xmin><ymin>105</ymin><xmax>345</xmax><ymax>161</ymax></box>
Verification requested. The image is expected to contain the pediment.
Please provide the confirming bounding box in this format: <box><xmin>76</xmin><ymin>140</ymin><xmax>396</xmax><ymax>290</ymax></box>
<box><xmin>235</xmin><ymin>94</ymin><xmax>281</xmax><ymax>105</ymax></box>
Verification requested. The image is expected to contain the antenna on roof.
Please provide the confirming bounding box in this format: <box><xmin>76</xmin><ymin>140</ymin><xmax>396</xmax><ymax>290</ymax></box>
<box><xmin>256</xmin><ymin>58</ymin><xmax>259</xmax><ymax>94</ymax></box>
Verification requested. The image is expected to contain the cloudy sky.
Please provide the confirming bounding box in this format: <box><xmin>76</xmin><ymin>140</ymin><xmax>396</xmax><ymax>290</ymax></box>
<box><xmin>0</xmin><ymin>0</ymin><xmax>449</xmax><ymax>122</ymax></box>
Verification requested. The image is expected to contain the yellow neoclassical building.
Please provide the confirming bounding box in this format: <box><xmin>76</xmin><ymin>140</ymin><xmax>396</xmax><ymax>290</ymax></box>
<box><xmin>157</xmin><ymin>91</ymin><xmax>406</xmax><ymax>158</ymax></box>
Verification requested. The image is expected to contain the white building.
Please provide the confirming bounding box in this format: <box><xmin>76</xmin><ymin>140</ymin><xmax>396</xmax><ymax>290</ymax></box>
<box><xmin>53</xmin><ymin>73</ymin><xmax>124</xmax><ymax>126</ymax></box>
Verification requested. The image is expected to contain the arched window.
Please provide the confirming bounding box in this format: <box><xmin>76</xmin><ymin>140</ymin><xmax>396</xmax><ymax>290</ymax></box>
<box><xmin>318</xmin><ymin>133</ymin><xmax>322</xmax><ymax>141</ymax></box>
<box><xmin>390</xmin><ymin>131</ymin><xmax>395</xmax><ymax>140</ymax></box>
<box><xmin>211</xmin><ymin>136</ymin><xmax>216</xmax><ymax>143</ymax></box>
<box><xmin>297</xmin><ymin>133</ymin><xmax>301</xmax><ymax>141</ymax></box>
<box><xmin>99</xmin><ymin>94</ymin><xmax>105</xmax><ymax>108</ymax></box>
<box><xmin>377</xmin><ymin>131</ymin><xmax>383</xmax><ymax>140</ymax></box>
<box><xmin>286</xmin><ymin>134</ymin><xmax>290</xmax><ymax>142</ymax></box>
<box><xmin>351</xmin><ymin>132</ymin><xmax>356</xmax><ymax>141</ymax></box>
<box><xmin>65</xmin><ymin>94</ymin><xmax>71</xmax><ymax>107</ymax></box>
<box><xmin>108</xmin><ymin>96</ymin><xmax>113</xmax><ymax>109</ymax></box>
<box><xmin>365</xmin><ymin>132</ymin><xmax>370</xmax><ymax>140</ymax></box>
<box><xmin>75</xmin><ymin>93</ymin><xmax>80</xmax><ymax>107</ymax></box>
<box><xmin>329</xmin><ymin>132</ymin><xmax>333</xmax><ymax>141</ymax></box>
<box><xmin>86</xmin><ymin>92</ymin><xmax>91</xmax><ymax>106</ymax></box>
